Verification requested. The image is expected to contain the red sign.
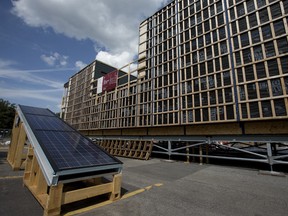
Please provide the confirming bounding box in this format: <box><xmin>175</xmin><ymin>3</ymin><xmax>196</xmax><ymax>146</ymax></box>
<box><xmin>102</xmin><ymin>70</ymin><xmax>118</xmax><ymax>92</ymax></box>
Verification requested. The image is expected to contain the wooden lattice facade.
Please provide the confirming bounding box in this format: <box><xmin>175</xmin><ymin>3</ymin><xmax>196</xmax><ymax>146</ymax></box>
<box><xmin>62</xmin><ymin>0</ymin><xmax>288</xmax><ymax>135</ymax></box>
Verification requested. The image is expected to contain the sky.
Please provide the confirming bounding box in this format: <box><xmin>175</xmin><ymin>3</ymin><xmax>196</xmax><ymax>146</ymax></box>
<box><xmin>0</xmin><ymin>0</ymin><xmax>168</xmax><ymax>112</ymax></box>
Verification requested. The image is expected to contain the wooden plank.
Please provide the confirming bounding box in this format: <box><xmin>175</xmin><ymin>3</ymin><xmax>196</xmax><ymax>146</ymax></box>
<box><xmin>186</xmin><ymin>123</ymin><xmax>242</xmax><ymax>135</ymax></box>
<box><xmin>62</xmin><ymin>182</ymin><xmax>113</xmax><ymax>205</ymax></box>
<box><xmin>44</xmin><ymin>183</ymin><xmax>63</xmax><ymax>216</ymax></box>
<box><xmin>7</xmin><ymin>115</ymin><xmax>21</xmax><ymax>165</ymax></box>
<box><xmin>110</xmin><ymin>173</ymin><xmax>122</xmax><ymax>201</ymax></box>
<box><xmin>12</xmin><ymin>123</ymin><xmax>26</xmax><ymax>170</ymax></box>
<box><xmin>245</xmin><ymin>120</ymin><xmax>288</xmax><ymax>134</ymax></box>
<box><xmin>122</xmin><ymin>128</ymin><xmax>147</xmax><ymax>136</ymax></box>
<box><xmin>148</xmin><ymin>126</ymin><xmax>185</xmax><ymax>136</ymax></box>
<box><xmin>103</xmin><ymin>129</ymin><xmax>122</xmax><ymax>136</ymax></box>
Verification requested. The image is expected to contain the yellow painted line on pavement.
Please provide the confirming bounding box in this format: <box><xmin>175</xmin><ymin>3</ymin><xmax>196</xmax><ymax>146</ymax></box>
<box><xmin>64</xmin><ymin>183</ymin><xmax>163</xmax><ymax>216</ymax></box>
<box><xmin>0</xmin><ymin>176</ymin><xmax>22</xmax><ymax>180</ymax></box>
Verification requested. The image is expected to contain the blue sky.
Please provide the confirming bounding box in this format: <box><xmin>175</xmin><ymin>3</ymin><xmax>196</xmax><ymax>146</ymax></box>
<box><xmin>0</xmin><ymin>0</ymin><xmax>166</xmax><ymax>112</ymax></box>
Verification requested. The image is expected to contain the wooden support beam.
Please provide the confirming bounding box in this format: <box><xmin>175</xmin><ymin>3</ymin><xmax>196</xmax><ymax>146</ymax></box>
<box><xmin>7</xmin><ymin>114</ymin><xmax>21</xmax><ymax>165</ymax></box>
<box><xmin>199</xmin><ymin>145</ymin><xmax>203</xmax><ymax>165</ymax></box>
<box><xmin>62</xmin><ymin>183</ymin><xmax>113</xmax><ymax>205</ymax></box>
<box><xmin>110</xmin><ymin>173</ymin><xmax>122</xmax><ymax>201</ymax></box>
<box><xmin>44</xmin><ymin>183</ymin><xmax>63</xmax><ymax>216</ymax></box>
<box><xmin>12</xmin><ymin>123</ymin><xmax>26</xmax><ymax>170</ymax></box>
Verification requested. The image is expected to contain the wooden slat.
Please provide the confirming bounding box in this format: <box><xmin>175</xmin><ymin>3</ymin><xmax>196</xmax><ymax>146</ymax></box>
<box><xmin>62</xmin><ymin>183</ymin><xmax>113</xmax><ymax>205</ymax></box>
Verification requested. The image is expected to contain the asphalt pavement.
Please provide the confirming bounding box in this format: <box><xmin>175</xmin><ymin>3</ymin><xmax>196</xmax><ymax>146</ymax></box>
<box><xmin>1</xmin><ymin>145</ymin><xmax>287</xmax><ymax>216</ymax></box>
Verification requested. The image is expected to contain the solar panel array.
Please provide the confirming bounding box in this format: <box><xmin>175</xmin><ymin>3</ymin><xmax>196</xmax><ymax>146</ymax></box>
<box><xmin>19</xmin><ymin>105</ymin><xmax>121</xmax><ymax>172</ymax></box>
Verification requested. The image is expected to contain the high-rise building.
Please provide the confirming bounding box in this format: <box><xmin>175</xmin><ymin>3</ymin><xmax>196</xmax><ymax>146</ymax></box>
<box><xmin>62</xmin><ymin>0</ymin><xmax>288</xmax><ymax>135</ymax></box>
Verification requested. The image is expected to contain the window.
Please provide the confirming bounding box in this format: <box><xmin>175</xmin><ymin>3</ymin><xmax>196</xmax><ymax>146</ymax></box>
<box><xmin>259</xmin><ymin>8</ymin><xmax>269</xmax><ymax>24</ymax></box>
<box><xmin>238</xmin><ymin>18</ymin><xmax>247</xmax><ymax>32</ymax></box>
<box><xmin>273</xmin><ymin>20</ymin><xmax>286</xmax><ymax>36</ymax></box>
<box><xmin>277</xmin><ymin>38</ymin><xmax>288</xmax><ymax>54</ymax></box>
<box><xmin>262</xmin><ymin>25</ymin><xmax>272</xmax><ymax>40</ymax></box>
<box><xmin>264</xmin><ymin>42</ymin><xmax>275</xmax><ymax>58</ymax></box>
<box><xmin>270</xmin><ymin>3</ymin><xmax>282</xmax><ymax>19</ymax></box>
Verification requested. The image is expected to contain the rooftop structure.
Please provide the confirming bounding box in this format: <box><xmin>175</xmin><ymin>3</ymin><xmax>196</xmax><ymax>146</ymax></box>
<box><xmin>62</xmin><ymin>0</ymin><xmax>288</xmax><ymax>136</ymax></box>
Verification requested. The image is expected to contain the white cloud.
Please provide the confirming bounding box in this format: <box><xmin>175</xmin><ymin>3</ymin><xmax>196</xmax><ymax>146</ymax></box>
<box><xmin>0</xmin><ymin>87</ymin><xmax>61</xmax><ymax>102</ymax></box>
<box><xmin>75</xmin><ymin>60</ymin><xmax>87</xmax><ymax>70</ymax></box>
<box><xmin>40</xmin><ymin>52</ymin><xmax>68</xmax><ymax>67</ymax></box>
<box><xmin>0</xmin><ymin>58</ymin><xmax>73</xmax><ymax>89</ymax></box>
<box><xmin>12</xmin><ymin>0</ymin><xmax>168</xmax><ymax>67</ymax></box>
<box><xmin>96</xmin><ymin>51</ymin><xmax>134</xmax><ymax>69</ymax></box>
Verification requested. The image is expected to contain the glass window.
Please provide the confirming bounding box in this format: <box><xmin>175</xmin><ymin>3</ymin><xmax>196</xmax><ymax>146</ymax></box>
<box><xmin>237</xmin><ymin>68</ymin><xmax>244</xmax><ymax>83</ymax></box>
<box><xmin>225</xmin><ymin>88</ymin><xmax>233</xmax><ymax>103</ymax></box>
<box><xmin>247</xmin><ymin>83</ymin><xmax>257</xmax><ymax>99</ymax></box>
<box><xmin>222</xmin><ymin>55</ymin><xmax>229</xmax><ymax>69</ymax></box>
<box><xmin>230</xmin><ymin>8</ymin><xmax>235</xmax><ymax>20</ymax></box>
<box><xmin>254</xmin><ymin>46</ymin><xmax>264</xmax><ymax>61</ymax></box>
<box><xmin>264</xmin><ymin>42</ymin><xmax>275</xmax><ymax>58</ymax></box>
<box><xmin>241</xmin><ymin>104</ymin><xmax>248</xmax><ymax>118</ymax></box>
<box><xmin>273</xmin><ymin>20</ymin><xmax>286</xmax><ymax>36</ymax></box>
<box><xmin>206</xmin><ymin>33</ymin><xmax>211</xmax><ymax>45</ymax></box>
<box><xmin>277</xmin><ymin>38</ymin><xmax>288</xmax><ymax>54</ymax></box>
<box><xmin>233</xmin><ymin>36</ymin><xmax>239</xmax><ymax>49</ymax></box>
<box><xmin>208</xmin><ymin>60</ymin><xmax>213</xmax><ymax>73</ymax></box>
<box><xmin>194</xmin><ymin>79</ymin><xmax>199</xmax><ymax>91</ymax></box>
<box><xmin>259</xmin><ymin>81</ymin><xmax>270</xmax><ymax>98</ymax></box>
<box><xmin>256</xmin><ymin>62</ymin><xmax>266</xmax><ymax>79</ymax></box>
<box><xmin>270</xmin><ymin>3</ymin><xmax>282</xmax><ymax>19</ymax></box>
<box><xmin>261</xmin><ymin>101</ymin><xmax>272</xmax><ymax>117</ymax></box>
<box><xmin>217</xmin><ymin>13</ymin><xmax>224</xmax><ymax>25</ymax></box>
<box><xmin>216</xmin><ymin>2</ymin><xmax>223</xmax><ymax>13</ymax></box>
<box><xmin>226</xmin><ymin>105</ymin><xmax>234</xmax><ymax>119</ymax></box>
<box><xmin>262</xmin><ymin>25</ymin><xmax>272</xmax><ymax>40</ymax></box>
<box><xmin>219</xmin><ymin>27</ymin><xmax>226</xmax><ymax>39</ymax></box>
<box><xmin>284</xmin><ymin>0</ymin><xmax>288</xmax><ymax>14</ymax></box>
<box><xmin>220</xmin><ymin>41</ymin><xmax>228</xmax><ymax>54</ymax></box>
<box><xmin>280</xmin><ymin>56</ymin><xmax>288</xmax><ymax>74</ymax></box>
<box><xmin>251</xmin><ymin>29</ymin><xmax>260</xmax><ymax>44</ymax></box>
<box><xmin>259</xmin><ymin>8</ymin><xmax>269</xmax><ymax>24</ymax></box>
<box><xmin>249</xmin><ymin>14</ymin><xmax>258</xmax><ymax>28</ymax></box>
<box><xmin>242</xmin><ymin>48</ymin><xmax>252</xmax><ymax>64</ymax></box>
<box><xmin>238</xmin><ymin>17</ymin><xmax>247</xmax><ymax>32</ymax></box>
<box><xmin>271</xmin><ymin>78</ymin><xmax>283</xmax><ymax>96</ymax></box>
<box><xmin>245</xmin><ymin>65</ymin><xmax>255</xmax><ymax>81</ymax></box>
<box><xmin>274</xmin><ymin>99</ymin><xmax>287</xmax><ymax>116</ymax></box>
<box><xmin>231</xmin><ymin>21</ymin><xmax>237</xmax><ymax>34</ymax></box>
<box><xmin>240</xmin><ymin>33</ymin><xmax>250</xmax><ymax>47</ymax></box>
<box><xmin>239</xmin><ymin>85</ymin><xmax>246</xmax><ymax>101</ymax></box>
<box><xmin>249</xmin><ymin>102</ymin><xmax>260</xmax><ymax>118</ymax></box>
<box><xmin>257</xmin><ymin>0</ymin><xmax>266</xmax><ymax>8</ymax></box>
<box><xmin>223</xmin><ymin>71</ymin><xmax>231</xmax><ymax>85</ymax></box>
<box><xmin>246</xmin><ymin>0</ymin><xmax>255</xmax><ymax>13</ymax></box>
<box><xmin>235</xmin><ymin>52</ymin><xmax>241</xmax><ymax>66</ymax></box>
<box><xmin>237</xmin><ymin>3</ymin><xmax>245</xmax><ymax>17</ymax></box>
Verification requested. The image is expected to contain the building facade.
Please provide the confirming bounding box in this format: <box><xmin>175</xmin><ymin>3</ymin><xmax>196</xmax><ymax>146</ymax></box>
<box><xmin>62</xmin><ymin>0</ymin><xmax>288</xmax><ymax>132</ymax></box>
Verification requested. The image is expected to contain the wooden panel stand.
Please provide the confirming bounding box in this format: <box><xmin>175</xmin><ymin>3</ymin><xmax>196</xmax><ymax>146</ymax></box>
<box><xmin>23</xmin><ymin>147</ymin><xmax>122</xmax><ymax>216</ymax></box>
<box><xmin>7</xmin><ymin>114</ymin><xmax>123</xmax><ymax>216</ymax></box>
<box><xmin>7</xmin><ymin>113</ymin><xmax>27</xmax><ymax>170</ymax></box>
<box><xmin>98</xmin><ymin>140</ymin><xmax>153</xmax><ymax>160</ymax></box>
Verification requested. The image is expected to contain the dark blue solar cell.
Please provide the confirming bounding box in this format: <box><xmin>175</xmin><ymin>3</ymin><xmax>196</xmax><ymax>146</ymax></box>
<box><xmin>20</xmin><ymin>105</ymin><xmax>54</xmax><ymax>116</ymax></box>
<box><xmin>34</xmin><ymin>131</ymin><xmax>118</xmax><ymax>171</ymax></box>
<box><xmin>25</xmin><ymin>115</ymin><xmax>74</xmax><ymax>131</ymax></box>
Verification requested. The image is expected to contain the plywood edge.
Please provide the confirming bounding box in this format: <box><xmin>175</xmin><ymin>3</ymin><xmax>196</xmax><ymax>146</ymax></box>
<box><xmin>122</xmin><ymin>128</ymin><xmax>147</xmax><ymax>136</ymax></box>
<box><xmin>186</xmin><ymin>123</ymin><xmax>242</xmax><ymax>135</ymax></box>
<box><xmin>148</xmin><ymin>126</ymin><xmax>185</xmax><ymax>136</ymax></box>
<box><xmin>244</xmin><ymin>120</ymin><xmax>288</xmax><ymax>135</ymax></box>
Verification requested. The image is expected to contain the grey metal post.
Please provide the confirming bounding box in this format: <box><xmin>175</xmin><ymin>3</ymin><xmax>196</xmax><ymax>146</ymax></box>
<box><xmin>267</xmin><ymin>143</ymin><xmax>273</xmax><ymax>172</ymax></box>
<box><xmin>168</xmin><ymin>140</ymin><xmax>172</xmax><ymax>160</ymax></box>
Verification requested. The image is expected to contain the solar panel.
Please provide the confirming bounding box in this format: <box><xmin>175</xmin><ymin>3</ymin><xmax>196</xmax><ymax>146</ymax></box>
<box><xmin>18</xmin><ymin>105</ymin><xmax>122</xmax><ymax>183</ymax></box>
<box><xmin>34</xmin><ymin>131</ymin><xmax>119</xmax><ymax>171</ymax></box>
